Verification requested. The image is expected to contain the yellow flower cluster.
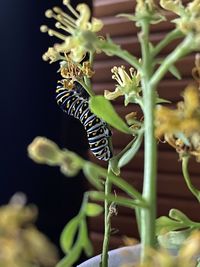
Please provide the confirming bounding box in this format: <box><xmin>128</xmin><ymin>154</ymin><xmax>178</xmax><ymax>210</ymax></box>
<box><xmin>155</xmin><ymin>85</ymin><xmax>200</xmax><ymax>161</ymax></box>
<box><xmin>0</xmin><ymin>193</ymin><xmax>58</xmax><ymax>267</ymax></box>
<box><xmin>161</xmin><ymin>0</ymin><xmax>200</xmax><ymax>38</ymax></box>
<box><xmin>41</xmin><ymin>0</ymin><xmax>103</xmax><ymax>63</ymax></box>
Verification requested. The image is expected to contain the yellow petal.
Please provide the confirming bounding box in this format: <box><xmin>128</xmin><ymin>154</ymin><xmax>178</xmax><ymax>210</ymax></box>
<box><xmin>104</xmin><ymin>89</ymin><xmax>123</xmax><ymax>100</ymax></box>
<box><xmin>76</xmin><ymin>4</ymin><xmax>90</xmax><ymax>30</ymax></box>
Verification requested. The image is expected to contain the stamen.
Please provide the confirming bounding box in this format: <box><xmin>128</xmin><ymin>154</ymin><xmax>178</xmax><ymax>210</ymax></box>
<box><xmin>63</xmin><ymin>0</ymin><xmax>80</xmax><ymax>19</ymax></box>
<box><xmin>40</xmin><ymin>25</ymin><xmax>49</xmax><ymax>33</ymax></box>
<box><xmin>45</xmin><ymin>9</ymin><xmax>54</xmax><ymax>18</ymax></box>
<box><xmin>53</xmin><ymin>6</ymin><xmax>76</xmax><ymax>25</ymax></box>
<box><xmin>45</xmin><ymin>8</ymin><xmax>75</xmax><ymax>32</ymax></box>
<box><xmin>57</xmin><ymin>15</ymin><xmax>76</xmax><ymax>31</ymax></box>
<box><xmin>48</xmin><ymin>29</ymin><xmax>66</xmax><ymax>40</ymax></box>
<box><xmin>55</xmin><ymin>22</ymin><xmax>69</xmax><ymax>32</ymax></box>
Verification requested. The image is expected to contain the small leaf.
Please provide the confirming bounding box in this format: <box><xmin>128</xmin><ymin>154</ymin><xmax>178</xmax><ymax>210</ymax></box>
<box><xmin>80</xmin><ymin>220</ymin><xmax>94</xmax><ymax>257</ymax></box>
<box><xmin>156</xmin><ymin>97</ymin><xmax>171</xmax><ymax>104</ymax></box>
<box><xmin>118</xmin><ymin>131</ymin><xmax>143</xmax><ymax>168</ymax></box>
<box><xmin>83</xmin><ymin>163</ymin><xmax>104</xmax><ymax>190</ymax></box>
<box><xmin>110</xmin><ymin>157</ymin><xmax>120</xmax><ymax>176</ymax></box>
<box><xmin>89</xmin><ymin>96</ymin><xmax>132</xmax><ymax>134</ymax></box>
<box><xmin>60</xmin><ymin>216</ymin><xmax>80</xmax><ymax>254</ymax></box>
<box><xmin>168</xmin><ymin>65</ymin><xmax>181</xmax><ymax>80</ymax></box>
<box><xmin>56</xmin><ymin>242</ymin><xmax>82</xmax><ymax>267</ymax></box>
<box><xmin>156</xmin><ymin>216</ymin><xmax>187</xmax><ymax>235</ymax></box>
<box><xmin>169</xmin><ymin>209</ymin><xmax>190</xmax><ymax>223</ymax></box>
<box><xmin>85</xmin><ymin>203</ymin><xmax>103</xmax><ymax>217</ymax></box>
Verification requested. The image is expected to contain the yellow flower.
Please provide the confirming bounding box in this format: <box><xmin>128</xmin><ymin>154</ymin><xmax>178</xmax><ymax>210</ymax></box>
<box><xmin>42</xmin><ymin>46</ymin><xmax>63</xmax><ymax>63</ymax></box>
<box><xmin>41</xmin><ymin>1</ymin><xmax>103</xmax><ymax>63</ymax></box>
<box><xmin>155</xmin><ymin>85</ymin><xmax>200</xmax><ymax>137</ymax></box>
<box><xmin>155</xmin><ymin>85</ymin><xmax>200</xmax><ymax>161</ymax></box>
<box><xmin>104</xmin><ymin>66</ymin><xmax>141</xmax><ymax>106</ymax></box>
<box><xmin>161</xmin><ymin>0</ymin><xmax>200</xmax><ymax>38</ymax></box>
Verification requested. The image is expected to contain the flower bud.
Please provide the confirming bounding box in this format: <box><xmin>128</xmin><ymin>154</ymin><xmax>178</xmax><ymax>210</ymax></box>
<box><xmin>28</xmin><ymin>137</ymin><xmax>61</xmax><ymax>166</ymax></box>
<box><xmin>59</xmin><ymin>150</ymin><xmax>82</xmax><ymax>177</ymax></box>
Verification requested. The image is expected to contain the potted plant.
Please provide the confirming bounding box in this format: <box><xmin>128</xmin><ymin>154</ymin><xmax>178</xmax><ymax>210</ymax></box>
<box><xmin>28</xmin><ymin>0</ymin><xmax>200</xmax><ymax>266</ymax></box>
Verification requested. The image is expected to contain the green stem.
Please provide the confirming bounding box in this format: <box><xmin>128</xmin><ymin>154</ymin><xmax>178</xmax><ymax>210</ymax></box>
<box><xmin>109</xmin><ymin>172</ymin><xmax>146</xmax><ymax>204</ymax></box>
<box><xmin>100</xmin><ymin>163</ymin><xmax>112</xmax><ymax>267</ymax></box>
<box><xmin>150</xmin><ymin>34</ymin><xmax>193</xmax><ymax>88</ymax></box>
<box><xmin>77</xmin><ymin>79</ymin><xmax>95</xmax><ymax>97</ymax></box>
<box><xmin>152</xmin><ymin>29</ymin><xmax>183</xmax><ymax>57</ymax></box>
<box><xmin>91</xmin><ymin>163</ymin><xmax>145</xmax><ymax>203</ymax></box>
<box><xmin>90</xmin><ymin>191</ymin><xmax>148</xmax><ymax>209</ymax></box>
<box><xmin>182</xmin><ymin>156</ymin><xmax>200</xmax><ymax>202</ymax></box>
<box><xmin>139</xmin><ymin>19</ymin><xmax>157</xmax><ymax>261</ymax></box>
<box><xmin>98</xmin><ymin>39</ymin><xmax>141</xmax><ymax>71</ymax></box>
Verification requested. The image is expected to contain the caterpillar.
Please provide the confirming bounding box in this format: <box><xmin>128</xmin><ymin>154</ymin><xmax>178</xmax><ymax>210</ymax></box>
<box><xmin>55</xmin><ymin>82</ymin><xmax>113</xmax><ymax>161</ymax></box>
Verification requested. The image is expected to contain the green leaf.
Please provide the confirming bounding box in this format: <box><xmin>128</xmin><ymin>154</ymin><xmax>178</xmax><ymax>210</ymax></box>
<box><xmin>118</xmin><ymin>130</ymin><xmax>143</xmax><ymax>168</ymax></box>
<box><xmin>83</xmin><ymin>163</ymin><xmax>104</xmax><ymax>190</ymax></box>
<box><xmin>168</xmin><ymin>65</ymin><xmax>181</xmax><ymax>80</ymax></box>
<box><xmin>85</xmin><ymin>203</ymin><xmax>103</xmax><ymax>217</ymax></box>
<box><xmin>60</xmin><ymin>216</ymin><xmax>80</xmax><ymax>254</ymax></box>
<box><xmin>156</xmin><ymin>97</ymin><xmax>171</xmax><ymax>104</ymax></box>
<box><xmin>80</xmin><ymin>220</ymin><xmax>94</xmax><ymax>257</ymax></box>
<box><xmin>156</xmin><ymin>216</ymin><xmax>187</xmax><ymax>235</ymax></box>
<box><xmin>89</xmin><ymin>96</ymin><xmax>132</xmax><ymax>134</ymax></box>
<box><xmin>169</xmin><ymin>209</ymin><xmax>190</xmax><ymax>223</ymax></box>
<box><xmin>56</xmin><ymin>242</ymin><xmax>82</xmax><ymax>267</ymax></box>
<box><xmin>110</xmin><ymin>157</ymin><xmax>120</xmax><ymax>176</ymax></box>
<box><xmin>157</xmin><ymin>229</ymin><xmax>192</xmax><ymax>250</ymax></box>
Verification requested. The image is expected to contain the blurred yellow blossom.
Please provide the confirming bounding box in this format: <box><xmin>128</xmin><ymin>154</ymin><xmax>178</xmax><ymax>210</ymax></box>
<box><xmin>155</xmin><ymin>85</ymin><xmax>200</xmax><ymax>161</ymax></box>
<box><xmin>124</xmin><ymin>231</ymin><xmax>200</xmax><ymax>267</ymax></box>
<box><xmin>0</xmin><ymin>193</ymin><xmax>58</xmax><ymax>267</ymax></box>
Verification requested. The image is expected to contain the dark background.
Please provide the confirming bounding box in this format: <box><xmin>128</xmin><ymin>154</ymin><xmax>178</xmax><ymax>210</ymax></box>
<box><xmin>0</xmin><ymin>0</ymin><xmax>92</xmax><ymax>261</ymax></box>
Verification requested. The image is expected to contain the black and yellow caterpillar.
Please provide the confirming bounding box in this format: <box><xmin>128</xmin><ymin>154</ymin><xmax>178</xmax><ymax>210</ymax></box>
<box><xmin>56</xmin><ymin>82</ymin><xmax>112</xmax><ymax>161</ymax></box>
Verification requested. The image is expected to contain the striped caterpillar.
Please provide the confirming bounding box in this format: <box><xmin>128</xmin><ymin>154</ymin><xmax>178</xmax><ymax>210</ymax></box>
<box><xmin>56</xmin><ymin>82</ymin><xmax>112</xmax><ymax>161</ymax></box>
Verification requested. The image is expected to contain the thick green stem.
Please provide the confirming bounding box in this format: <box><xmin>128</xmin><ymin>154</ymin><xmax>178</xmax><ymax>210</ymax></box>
<box><xmin>182</xmin><ymin>156</ymin><xmax>200</xmax><ymax>202</ymax></box>
<box><xmin>100</xmin><ymin>164</ymin><xmax>112</xmax><ymax>267</ymax></box>
<box><xmin>139</xmin><ymin>19</ymin><xmax>157</xmax><ymax>261</ymax></box>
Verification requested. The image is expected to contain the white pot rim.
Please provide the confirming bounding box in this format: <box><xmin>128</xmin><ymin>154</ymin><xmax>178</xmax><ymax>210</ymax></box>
<box><xmin>77</xmin><ymin>244</ymin><xmax>141</xmax><ymax>267</ymax></box>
